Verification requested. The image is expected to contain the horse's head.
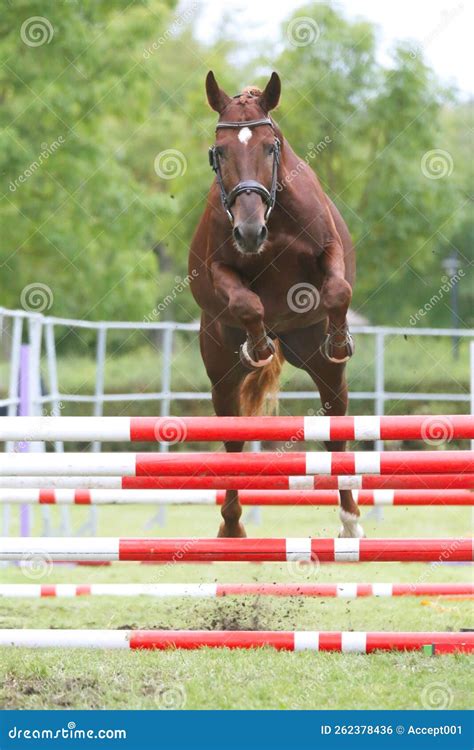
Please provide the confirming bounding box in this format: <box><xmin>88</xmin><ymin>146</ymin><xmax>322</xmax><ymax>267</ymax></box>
<box><xmin>206</xmin><ymin>71</ymin><xmax>281</xmax><ymax>254</ymax></box>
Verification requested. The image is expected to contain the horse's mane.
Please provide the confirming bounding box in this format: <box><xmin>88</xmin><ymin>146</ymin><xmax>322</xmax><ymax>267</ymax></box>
<box><xmin>233</xmin><ymin>86</ymin><xmax>262</xmax><ymax>104</ymax></box>
<box><xmin>241</xmin><ymin>86</ymin><xmax>262</xmax><ymax>96</ymax></box>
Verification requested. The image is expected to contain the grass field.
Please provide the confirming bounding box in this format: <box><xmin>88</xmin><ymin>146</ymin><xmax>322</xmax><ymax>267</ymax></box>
<box><xmin>1</xmin><ymin>502</ymin><xmax>472</xmax><ymax>710</ymax></box>
<box><xmin>0</xmin><ymin>331</ymin><xmax>472</xmax><ymax>709</ymax></box>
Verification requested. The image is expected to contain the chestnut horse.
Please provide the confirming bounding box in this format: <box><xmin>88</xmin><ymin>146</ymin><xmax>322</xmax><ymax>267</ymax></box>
<box><xmin>189</xmin><ymin>71</ymin><xmax>362</xmax><ymax>539</ymax></box>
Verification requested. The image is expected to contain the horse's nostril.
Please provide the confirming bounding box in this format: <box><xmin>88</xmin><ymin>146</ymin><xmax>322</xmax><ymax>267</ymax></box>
<box><xmin>257</xmin><ymin>225</ymin><xmax>268</xmax><ymax>244</ymax></box>
<box><xmin>233</xmin><ymin>226</ymin><xmax>243</xmax><ymax>244</ymax></box>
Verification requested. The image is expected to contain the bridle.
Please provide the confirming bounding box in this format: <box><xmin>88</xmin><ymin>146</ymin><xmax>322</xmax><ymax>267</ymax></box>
<box><xmin>208</xmin><ymin>116</ymin><xmax>281</xmax><ymax>225</ymax></box>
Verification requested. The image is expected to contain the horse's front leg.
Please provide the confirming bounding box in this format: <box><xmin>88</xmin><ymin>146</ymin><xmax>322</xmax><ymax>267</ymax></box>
<box><xmin>200</xmin><ymin>315</ymin><xmax>247</xmax><ymax>538</ymax></box>
<box><xmin>210</xmin><ymin>261</ymin><xmax>274</xmax><ymax>370</ymax></box>
<box><xmin>319</xmin><ymin>235</ymin><xmax>354</xmax><ymax>364</ymax></box>
<box><xmin>321</xmin><ymin>275</ymin><xmax>354</xmax><ymax>363</ymax></box>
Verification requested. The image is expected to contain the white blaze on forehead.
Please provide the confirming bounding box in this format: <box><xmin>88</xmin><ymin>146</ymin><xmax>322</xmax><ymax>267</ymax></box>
<box><xmin>238</xmin><ymin>127</ymin><xmax>253</xmax><ymax>145</ymax></box>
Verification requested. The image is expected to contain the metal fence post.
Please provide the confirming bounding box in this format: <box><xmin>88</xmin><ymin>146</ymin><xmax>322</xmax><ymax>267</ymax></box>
<box><xmin>6</xmin><ymin>315</ymin><xmax>23</xmax><ymax>418</ymax></box>
<box><xmin>93</xmin><ymin>325</ymin><xmax>107</xmax><ymax>441</ymax></box>
<box><xmin>2</xmin><ymin>315</ymin><xmax>23</xmax><ymax>539</ymax></box>
<box><xmin>77</xmin><ymin>325</ymin><xmax>107</xmax><ymax>536</ymax></box>
<box><xmin>45</xmin><ymin>322</ymin><xmax>71</xmax><ymax>535</ymax></box>
<box><xmin>374</xmin><ymin>331</ymin><xmax>385</xmax><ymax>450</ymax></box>
<box><xmin>27</xmin><ymin>316</ymin><xmax>52</xmax><ymax>536</ymax></box>
<box><xmin>160</xmin><ymin>325</ymin><xmax>173</xmax><ymax>428</ymax></box>
<box><xmin>147</xmin><ymin>325</ymin><xmax>174</xmax><ymax>528</ymax></box>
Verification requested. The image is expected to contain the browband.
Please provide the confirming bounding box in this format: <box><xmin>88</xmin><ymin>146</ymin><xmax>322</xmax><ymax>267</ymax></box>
<box><xmin>216</xmin><ymin>117</ymin><xmax>273</xmax><ymax>130</ymax></box>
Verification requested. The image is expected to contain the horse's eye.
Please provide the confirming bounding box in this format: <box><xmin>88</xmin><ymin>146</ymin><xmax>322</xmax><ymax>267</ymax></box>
<box><xmin>216</xmin><ymin>147</ymin><xmax>225</xmax><ymax>158</ymax></box>
<box><xmin>267</xmin><ymin>145</ymin><xmax>275</xmax><ymax>155</ymax></box>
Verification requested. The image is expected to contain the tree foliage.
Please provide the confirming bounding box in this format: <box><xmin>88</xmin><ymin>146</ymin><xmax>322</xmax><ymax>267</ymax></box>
<box><xmin>0</xmin><ymin>1</ymin><xmax>471</xmax><ymax>331</ymax></box>
<box><xmin>264</xmin><ymin>5</ymin><xmax>470</xmax><ymax>325</ymax></box>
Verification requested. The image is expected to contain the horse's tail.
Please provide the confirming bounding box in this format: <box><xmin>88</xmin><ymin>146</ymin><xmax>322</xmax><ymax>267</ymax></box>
<box><xmin>239</xmin><ymin>340</ymin><xmax>285</xmax><ymax>416</ymax></box>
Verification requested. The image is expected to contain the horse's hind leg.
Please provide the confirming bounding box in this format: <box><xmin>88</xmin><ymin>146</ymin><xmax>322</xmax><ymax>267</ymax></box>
<box><xmin>312</xmin><ymin>361</ymin><xmax>364</xmax><ymax>538</ymax></box>
<box><xmin>215</xmin><ymin>388</ymin><xmax>247</xmax><ymax>539</ymax></box>
<box><xmin>200</xmin><ymin>316</ymin><xmax>247</xmax><ymax>538</ymax></box>
<box><xmin>279</xmin><ymin>327</ymin><xmax>363</xmax><ymax>538</ymax></box>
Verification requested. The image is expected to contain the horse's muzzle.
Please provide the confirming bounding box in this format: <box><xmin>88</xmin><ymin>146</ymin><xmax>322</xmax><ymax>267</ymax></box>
<box><xmin>233</xmin><ymin>222</ymin><xmax>268</xmax><ymax>253</ymax></box>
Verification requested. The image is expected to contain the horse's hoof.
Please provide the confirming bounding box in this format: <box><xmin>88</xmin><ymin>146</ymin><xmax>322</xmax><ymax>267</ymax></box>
<box><xmin>218</xmin><ymin>521</ymin><xmax>247</xmax><ymax>538</ymax></box>
<box><xmin>239</xmin><ymin>338</ymin><xmax>275</xmax><ymax>371</ymax></box>
<box><xmin>321</xmin><ymin>330</ymin><xmax>355</xmax><ymax>364</ymax></box>
<box><xmin>338</xmin><ymin>509</ymin><xmax>365</xmax><ymax>538</ymax></box>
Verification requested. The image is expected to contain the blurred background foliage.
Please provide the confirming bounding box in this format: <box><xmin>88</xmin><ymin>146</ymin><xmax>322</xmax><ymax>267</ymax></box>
<box><xmin>0</xmin><ymin>0</ymin><xmax>472</xmax><ymax>333</ymax></box>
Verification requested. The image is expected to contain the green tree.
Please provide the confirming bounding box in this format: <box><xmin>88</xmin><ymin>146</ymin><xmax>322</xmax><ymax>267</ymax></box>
<box><xmin>1</xmin><ymin>0</ymin><xmax>470</xmax><ymax>333</ymax></box>
<box><xmin>257</xmin><ymin>4</ymin><xmax>465</xmax><ymax>324</ymax></box>
<box><xmin>0</xmin><ymin>0</ymin><xmax>196</xmax><ymax>326</ymax></box>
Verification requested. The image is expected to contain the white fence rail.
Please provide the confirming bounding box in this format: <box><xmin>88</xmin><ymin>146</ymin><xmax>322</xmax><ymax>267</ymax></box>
<box><xmin>2</xmin><ymin>307</ymin><xmax>473</xmax><ymax>416</ymax></box>
<box><xmin>1</xmin><ymin>307</ymin><xmax>473</xmax><ymax>536</ymax></box>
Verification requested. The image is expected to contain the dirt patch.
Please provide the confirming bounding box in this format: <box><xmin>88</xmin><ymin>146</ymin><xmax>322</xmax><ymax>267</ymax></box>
<box><xmin>115</xmin><ymin>596</ymin><xmax>315</xmax><ymax>633</ymax></box>
<box><xmin>203</xmin><ymin>597</ymin><xmax>297</xmax><ymax>631</ymax></box>
<box><xmin>0</xmin><ymin>674</ymin><xmax>100</xmax><ymax>709</ymax></box>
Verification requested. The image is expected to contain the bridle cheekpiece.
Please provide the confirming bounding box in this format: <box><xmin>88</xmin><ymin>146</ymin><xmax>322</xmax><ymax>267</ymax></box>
<box><xmin>209</xmin><ymin>115</ymin><xmax>281</xmax><ymax>224</ymax></box>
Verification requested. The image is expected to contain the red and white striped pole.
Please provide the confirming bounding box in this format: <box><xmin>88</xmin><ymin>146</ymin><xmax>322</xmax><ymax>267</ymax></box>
<box><xmin>0</xmin><ymin>537</ymin><xmax>471</xmax><ymax>562</ymax></box>
<box><xmin>1</xmin><ymin>415</ymin><xmax>472</xmax><ymax>442</ymax></box>
<box><xmin>0</xmin><ymin>628</ymin><xmax>471</xmax><ymax>652</ymax></box>
<box><xmin>1</xmin><ymin>474</ymin><xmax>472</xmax><ymax>490</ymax></box>
<box><xmin>1</xmin><ymin>451</ymin><xmax>472</xmax><ymax>476</ymax></box>
<box><xmin>0</xmin><ymin>582</ymin><xmax>471</xmax><ymax>599</ymax></box>
<box><xmin>0</xmin><ymin>488</ymin><xmax>471</xmax><ymax>506</ymax></box>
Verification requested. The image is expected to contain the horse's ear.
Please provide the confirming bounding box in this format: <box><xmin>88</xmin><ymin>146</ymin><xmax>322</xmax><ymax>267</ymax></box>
<box><xmin>206</xmin><ymin>71</ymin><xmax>231</xmax><ymax>114</ymax></box>
<box><xmin>259</xmin><ymin>72</ymin><xmax>281</xmax><ymax>113</ymax></box>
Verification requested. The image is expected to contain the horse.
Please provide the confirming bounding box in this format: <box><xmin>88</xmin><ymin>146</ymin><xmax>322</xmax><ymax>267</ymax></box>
<box><xmin>189</xmin><ymin>71</ymin><xmax>362</xmax><ymax>539</ymax></box>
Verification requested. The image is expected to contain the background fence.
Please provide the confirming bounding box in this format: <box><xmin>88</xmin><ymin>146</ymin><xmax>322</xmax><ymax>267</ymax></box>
<box><xmin>1</xmin><ymin>306</ymin><xmax>473</xmax><ymax>537</ymax></box>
